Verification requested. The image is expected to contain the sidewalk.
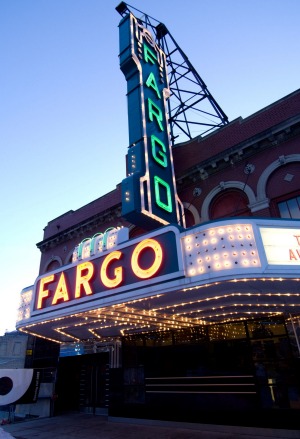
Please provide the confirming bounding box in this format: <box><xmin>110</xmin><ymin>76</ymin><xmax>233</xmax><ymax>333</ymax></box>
<box><xmin>1</xmin><ymin>414</ymin><xmax>300</xmax><ymax>439</ymax></box>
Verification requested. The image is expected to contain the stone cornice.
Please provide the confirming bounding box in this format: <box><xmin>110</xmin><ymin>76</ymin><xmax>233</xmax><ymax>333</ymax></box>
<box><xmin>37</xmin><ymin>205</ymin><xmax>122</xmax><ymax>253</ymax></box>
<box><xmin>176</xmin><ymin>117</ymin><xmax>300</xmax><ymax>188</ymax></box>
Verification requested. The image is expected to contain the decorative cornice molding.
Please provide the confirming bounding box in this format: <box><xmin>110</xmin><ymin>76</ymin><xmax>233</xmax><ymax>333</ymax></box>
<box><xmin>176</xmin><ymin>117</ymin><xmax>300</xmax><ymax>188</ymax></box>
<box><xmin>37</xmin><ymin>205</ymin><xmax>123</xmax><ymax>253</ymax></box>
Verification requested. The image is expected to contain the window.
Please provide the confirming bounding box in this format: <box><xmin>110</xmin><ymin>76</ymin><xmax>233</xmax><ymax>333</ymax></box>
<box><xmin>0</xmin><ymin>342</ymin><xmax>7</xmax><ymax>356</ymax></box>
<box><xmin>46</xmin><ymin>259</ymin><xmax>61</xmax><ymax>272</ymax></box>
<box><xmin>209</xmin><ymin>190</ymin><xmax>251</xmax><ymax>220</ymax></box>
<box><xmin>13</xmin><ymin>342</ymin><xmax>22</xmax><ymax>355</ymax></box>
<box><xmin>278</xmin><ymin>196</ymin><xmax>300</xmax><ymax>219</ymax></box>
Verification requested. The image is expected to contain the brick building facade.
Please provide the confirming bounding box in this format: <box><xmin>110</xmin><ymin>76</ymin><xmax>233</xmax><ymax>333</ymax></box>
<box><xmin>37</xmin><ymin>88</ymin><xmax>300</xmax><ymax>274</ymax></box>
<box><xmin>15</xmin><ymin>88</ymin><xmax>300</xmax><ymax>427</ymax></box>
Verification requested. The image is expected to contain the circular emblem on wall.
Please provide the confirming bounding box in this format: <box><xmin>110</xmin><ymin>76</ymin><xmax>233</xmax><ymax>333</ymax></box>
<box><xmin>0</xmin><ymin>369</ymin><xmax>34</xmax><ymax>405</ymax></box>
<box><xmin>0</xmin><ymin>376</ymin><xmax>13</xmax><ymax>395</ymax></box>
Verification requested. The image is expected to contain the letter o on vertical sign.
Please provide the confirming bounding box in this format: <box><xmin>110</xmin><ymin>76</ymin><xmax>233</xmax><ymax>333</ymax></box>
<box><xmin>131</xmin><ymin>238</ymin><xmax>163</xmax><ymax>279</ymax></box>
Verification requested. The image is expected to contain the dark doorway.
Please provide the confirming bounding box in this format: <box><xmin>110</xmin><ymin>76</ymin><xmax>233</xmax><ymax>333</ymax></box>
<box><xmin>54</xmin><ymin>352</ymin><xmax>109</xmax><ymax>415</ymax></box>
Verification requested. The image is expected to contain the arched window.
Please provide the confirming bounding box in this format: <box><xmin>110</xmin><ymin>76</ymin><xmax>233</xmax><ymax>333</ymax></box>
<box><xmin>43</xmin><ymin>256</ymin><xmax>63</xmax><ymax>273</ymax></box>
<box><xmin>46</xmin><ymin>260</ymin><xmax>60</xmax><ymax>272</ymax></box>
<box><xmin>209</xmin><ymin>190</ymin><xmax>251</xmax><ymax>220</ymax></box>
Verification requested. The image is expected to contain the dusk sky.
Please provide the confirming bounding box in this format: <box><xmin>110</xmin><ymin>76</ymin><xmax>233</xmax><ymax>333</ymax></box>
<box><xmin>0</xmin><ymin>0</ymin><xmax>299</xmax><ymax>335</ymax></box>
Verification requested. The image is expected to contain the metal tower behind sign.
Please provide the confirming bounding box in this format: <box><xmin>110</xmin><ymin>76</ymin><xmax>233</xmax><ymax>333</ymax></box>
<box><xmin>116</xmin><ymin>2</ymin><xmax>229</xmax><ymax>145</ymax></box>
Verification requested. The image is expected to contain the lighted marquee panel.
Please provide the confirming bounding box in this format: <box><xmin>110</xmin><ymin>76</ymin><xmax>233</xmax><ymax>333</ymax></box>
<box><xmin>17</xmin><ymin>287</ymin><xmax>33</xmax><ymax>323</ymax></box>
<box><xmin>23</xmin><ymin>225</ymin><xmax>185</xmax><ymax>322</ymax></box>
<box><xmin>72</xmin><ymin>227</ymin><xmax>129</xmax><ymax>262</ymax></box>
<box><xmin>182</xmin><ymin>223</ymin><xmax>262</xmax><ymax>278</ymax></box>
<box><xmin>260</xmin><ymin>227</ymin><xmax>300</xmax><ymax>266</ymax></box>
<box><xmin>16</xmin><ymin>218</ymin><xmax>300</xmax><ymax>340</ymax></box>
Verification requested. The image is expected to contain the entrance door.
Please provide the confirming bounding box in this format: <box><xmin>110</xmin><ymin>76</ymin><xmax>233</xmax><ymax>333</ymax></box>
<box><xmin>54</xmin><ymin>352</ymin><xmax>109</xmax><ymax>415</ymax></box>
<box><xmin>79</xmin><ymin>361</ymin><xmax>109</xmax><ymax>414</ymax></box>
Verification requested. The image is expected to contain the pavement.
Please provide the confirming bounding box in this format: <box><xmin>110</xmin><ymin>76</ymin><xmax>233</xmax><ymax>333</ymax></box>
<box><xmin>1</xmin><ymin>414</ymin><xmax>300</xmax><ymax>439</ymax></box>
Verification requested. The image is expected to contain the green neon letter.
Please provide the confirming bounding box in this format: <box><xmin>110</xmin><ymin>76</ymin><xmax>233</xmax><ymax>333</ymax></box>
<box><xmin>146</xmin><ymin>72</ymin><xmax>161</xmax><ymax>99</ymax></box>
<box><xmin>144</xmin><ymin>44</ymin><xmax>157</xmax><ymax>64</ymax></box>
<box><xmin>148</xmin><ymin>99</ymin><xmax>164</xmax><ymax>131</ymax></box>
<box><xmin>154</xmin><ymin>175</ymin><xmax>172</xmax><ymax>213</ymax></box>
<box><xmin>151</xmin><ymin>135</ymin><xmax>167</xmax><ymax>167</ymax></box>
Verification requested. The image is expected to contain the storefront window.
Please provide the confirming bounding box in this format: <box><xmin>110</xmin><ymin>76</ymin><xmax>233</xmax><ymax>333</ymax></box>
<box><xmin>173</xmin><ymin>327</ymin><xmax>207</xmax><ymax>344</ymax></box>
<box><xmin>208</xmin><ymin>322</ymin><xmax>247</xmax><ymax>341</ymax></box>
<box><xmin>144</xmin><ymin>331</ymin><xmax>173</xmax><ymax>347</ymax></box>
<box><xmin>247</xmin><ymin>318</ymin><xmax>286</xmax><ymax>339</ymax></box>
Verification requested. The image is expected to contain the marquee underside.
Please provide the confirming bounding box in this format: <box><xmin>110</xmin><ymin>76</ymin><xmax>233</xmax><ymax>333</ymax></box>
<box><xmin>18</xmin><ymin>276</ymin><xmax>300</xmax><ymax>343</ymax></box>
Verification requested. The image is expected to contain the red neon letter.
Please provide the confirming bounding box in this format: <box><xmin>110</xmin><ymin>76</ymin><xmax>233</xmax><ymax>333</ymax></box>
<box><xmin>75</xmin><ymin>261</ymin><xmax>94</xmax><ymax>298</ymax></box>
<box><xmin>100</xmin><ymin>251</ymin><xmax>123</xmax><ymax>288</ymax></box>
<box><xmin>131</xmin><ymin>239</ymin><xmax>163</xmax><ymax>279</ymax></box>
<box><xmin>52</xmin><ymin>272</ymin><xmax>70</xmax><ymax>305</ymax></box>
<box><xmin>37</xmin><ymin>274</ymin><xmax>54</xmax><ymax>309</ymax></box>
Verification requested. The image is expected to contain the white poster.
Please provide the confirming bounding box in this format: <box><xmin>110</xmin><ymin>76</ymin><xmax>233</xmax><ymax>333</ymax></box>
<box><xmin>260</xmin><ymin>227</ymin><xmax>300</xmax><ymax>265</ymax></box>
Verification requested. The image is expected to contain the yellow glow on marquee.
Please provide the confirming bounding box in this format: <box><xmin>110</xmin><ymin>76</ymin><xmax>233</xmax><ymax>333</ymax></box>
<box><xmin>37</xmin><ymin>274</ymin><xmax>54</xmax><ymax>309</ymax></box>
<box><xmin>131</xmin><ymin>238</ymin><xmax>163</xmax><ymax>279</ymax></box>
<box><xmin>18</xmin><ymin>220</ymin><xmax>300</xmax><ymax>344</ymax></box>
<box><xmin>52</xmin><ymin>273</ymin><xmax>69</xmax><ymax>305</ymax></box>
<box><xmin>34</xmin><ymin>236</ymin><xmax>168</xmax><ymax>311</ymax></box>
<box><xmin>75</xmin><ymin>261</ymin><xmax>94</xmax><ymax>298</ymax></box>
<box><xmin>100</xmin><ymin>251</ymin><xmax>123</xmax><ymax>288</ymax></box>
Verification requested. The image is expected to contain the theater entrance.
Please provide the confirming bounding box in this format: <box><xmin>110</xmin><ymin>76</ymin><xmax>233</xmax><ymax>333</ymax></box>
<box><xmin>54</xmin><ymin>352</ymin><xmax>109</xmax><ymax>415</ymax></box>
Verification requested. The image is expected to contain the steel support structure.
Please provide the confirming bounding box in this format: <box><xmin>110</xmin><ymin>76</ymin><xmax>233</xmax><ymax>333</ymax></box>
<box><xmin>116</xmin><ymin>2</ymin><xmax>229</xmax><ymax>145</ymax></box>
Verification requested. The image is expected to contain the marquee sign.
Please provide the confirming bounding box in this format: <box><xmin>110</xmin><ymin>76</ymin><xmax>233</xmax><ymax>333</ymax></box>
<box><xmin>16</xmin><ymin>218</ymin><xmax>300</xmax><ymax>340</ymax></box>
<box><xmin>119</xmin><ymin>12</ymin><xmax>185</xmax><ymax>230</ymax></box>
<box><xmin>30</xmin><ymin>220</ymin><xmax>300</xmax><ymax>317</ymax></box>
<box><xmin>32</xmin><ymin>227</ymin><xmax>183</xmax><ymax>315</ymax></box>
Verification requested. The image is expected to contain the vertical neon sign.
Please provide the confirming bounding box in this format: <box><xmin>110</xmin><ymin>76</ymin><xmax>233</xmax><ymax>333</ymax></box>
<box><xmin>119</xmin><ymin>12</ymin><xmax>185</xmax><ymax>229</ymax></box>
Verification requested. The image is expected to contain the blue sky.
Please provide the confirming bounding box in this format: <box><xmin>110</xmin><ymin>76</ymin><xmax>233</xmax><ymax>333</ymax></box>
<box><xmin>0</xmin><ymin>0</ymin><xmax>299</xmax><ymax>335</ymax></box>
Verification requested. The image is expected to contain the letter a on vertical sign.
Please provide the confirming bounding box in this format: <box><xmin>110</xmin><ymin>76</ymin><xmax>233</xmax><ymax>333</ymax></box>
<box><xmin>118</xmin><ymin>12</ymin><xmax>185</xmax><ymax>230</ymax></box>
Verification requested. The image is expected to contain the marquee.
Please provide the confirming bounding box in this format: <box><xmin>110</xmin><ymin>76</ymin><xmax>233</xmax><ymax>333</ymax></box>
<box><xmin>16</xmin><ymin>218</ymin><xmax>300</xmax><ymax>342</ymax></box>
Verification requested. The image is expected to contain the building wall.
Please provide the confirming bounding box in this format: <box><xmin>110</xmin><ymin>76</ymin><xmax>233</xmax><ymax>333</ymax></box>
<box><xmin>173</xmin><ymin>89</ymin><xmax>300</xmax><ymax>170</ymax></box>
<box><xmin>0</xmin><ymin>332</ymin><xmax>28</xmax><ymax>369</ymax></box>
<box><xmin>0</xmin><ymin>333</ymin><xmax>59</xmax><ymax>420</ymax></box>
<box><xmin>110</xmin><ymin>316</ymin><xmax>300</xmax><ymax>428</ymax></box>
<box><xmin>19</xmin><ymin>88</ymin><xmax>300</xmax><ymax>427</ymax></box>
<box><xmin>174</xmin><ymin>91</ymin><xmax>300</xmax><ymax>224</ymax></box>
<box><xmin>35</xmin><ymin>89</ymin><xmax>300</xmax><ymax>275</ymax></box>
